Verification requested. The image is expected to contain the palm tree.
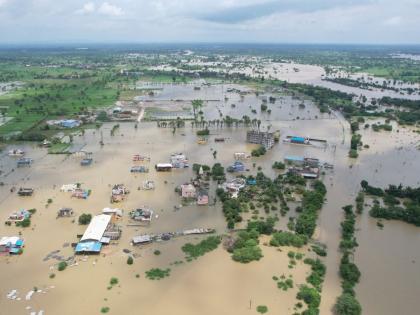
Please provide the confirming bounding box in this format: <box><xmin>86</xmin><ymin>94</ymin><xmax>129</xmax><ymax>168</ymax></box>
<box><xmin>191</xmin><ymin>99</ymin><xmax>203</xmax><ymax>121</ymax></box>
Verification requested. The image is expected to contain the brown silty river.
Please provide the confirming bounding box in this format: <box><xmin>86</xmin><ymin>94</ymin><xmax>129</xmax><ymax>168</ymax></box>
<box><xmin>0</xmin><ymin>84</ymin><xmax>419</xmax><ymax>314</ymax></box>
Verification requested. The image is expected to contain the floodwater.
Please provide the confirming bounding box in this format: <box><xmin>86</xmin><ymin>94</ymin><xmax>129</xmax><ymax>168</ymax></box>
<box><xmin>1</xmin><ymin>84</ymin><xmax>420</xmax><ymax>315</ymax></box>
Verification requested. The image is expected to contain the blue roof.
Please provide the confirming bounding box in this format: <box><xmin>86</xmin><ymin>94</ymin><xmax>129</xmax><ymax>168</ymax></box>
<box><xmin>291</xmin><ymin>136</ymin><xmax>305</xmax><ymax>142</ymax></box>
<box><xmin>285</xmin><ymin>156</ymin><xmax>304</xmax><ymax>161</ymax></box>
<box><xmin>75</xmin><ymin>241</ymin><xmax>102</xmax><ymax>253</ymax></box>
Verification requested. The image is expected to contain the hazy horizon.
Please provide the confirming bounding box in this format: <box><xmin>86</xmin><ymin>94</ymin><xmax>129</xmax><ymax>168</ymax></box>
<box><xmin>1</xmin><ymin>0</ymin><xmax>420</xmax><ymax>45</ymax></box>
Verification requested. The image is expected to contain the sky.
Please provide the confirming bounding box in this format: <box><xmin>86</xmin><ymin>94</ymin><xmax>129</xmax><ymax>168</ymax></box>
<box><xmin>0</xmin><ymin>0</ymin><xmax>419</xmax><ymax>44</ymax></box>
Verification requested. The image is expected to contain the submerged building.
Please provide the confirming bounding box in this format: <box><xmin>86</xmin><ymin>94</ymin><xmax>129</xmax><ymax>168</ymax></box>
<box><xmin>75</xmin><ymin>214</ymin><xmax>121</xmax><ymax>254</ymax></box>
<box><xmin>246</xmin><ymin>130</ymin><xmax>275</xmax><ymax>150</ymax></box>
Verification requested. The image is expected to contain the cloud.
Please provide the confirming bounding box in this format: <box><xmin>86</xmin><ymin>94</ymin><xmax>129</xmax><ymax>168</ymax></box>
<box><xmin>76</xmin><ymin>2</ymin><xmax>95</xmax><ymax>15</ymax></box>
<box><xmin>98</xmin><ymin>2</ymin><xmax>124</xmax><ymax>16</ymax></box>
<box><xmin>0</xmin><ymin>0</ymin><xmax>419</xmax><ymax>44</ymax></box>
<box><xmin>75</xmin><ymin>2</ymin><xmax>124</xmax><ymax>17</ymax></box>
<box><xmin>384</xmin><ymin>16</ymin><xmax>402</xmax><ymax>26</ymax></box>
<box><xmin>199</xmin><ymin>0</ymin><xmax>371</xmax><ymax>24</ymax></box>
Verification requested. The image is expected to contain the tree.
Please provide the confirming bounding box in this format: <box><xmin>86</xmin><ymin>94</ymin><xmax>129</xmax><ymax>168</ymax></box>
<box><xmin>334</xmin><ymin>293</ymin><xmax>362</xmax><ymax>315</ymax></box>
<box><xmin>191</xmin><ymin>99</ymin><xmax>203</xmax><ymax>121</ymax></box>
<box><xmin>78</xmin><ymin>213</ymin><xmax>92</xmax><ymax>225</ymax></box>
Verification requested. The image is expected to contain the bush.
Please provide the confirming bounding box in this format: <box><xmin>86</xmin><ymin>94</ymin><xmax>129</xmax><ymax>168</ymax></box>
<box><xmin>196</xmin><ymin>129</ymin><xmax>210</xmax><ymax>136</ymax></box>
<box><xmin>154</xmin><ymin>250</ymin><xmax>161</xmax><ymax>255</ymax></box>
<box><xmin>145</xmin><ymin>268</ymin><xmax>171</xmax><ymax>280</ymax></box>
<box><xmin>78</xmin><ymin>213</ymin><xmax>92</xmax><ymax>225</ymax></box>
<box><xmin>17</xmin><ymin>218</ymin><xmax>31</xmax><ymax>228</ymax></box>
<box><xmin>272</xmin><ymin>161</ymin><xmax>285</xmax><ymax>170</ymax></box>
<box><xmin>270</xmin><ymin>231</ymin><xmax>307</xmax><ymax>248</ymax></box>
<box><xmin>256</xmin><ymin>305</ymin><xmax>268</xmax><ymax>314</ymax></box>
<box><xmin>127</xmin><ymin>256</ymin><xmax>134</xmax><ymax>265</ymax></box>
<box><xmin>110</xmin><ymin>277</ymin><xmax>119</xmax><ymax>286</ymax></box>
<box><xmin>232</xmin><ymin>245</ymin><xmax>263</xmax><ymax>263</ymax></box>
<box><xmin>100</xmin><ymin>307</ymin><xmax>110</xmax><ymax>313</ymax></box>
<box><xmin>181</xmin><ymin>236</ymin><xmax>221</xmax><ymax>260</ymax></box>
<box><xmin>251</xmin><ymin>146</ymin><xmax>266</xmax><ymax>157</ymax></box>
<box><xmin>57</xmin><ymin>261</ymin><xmax>67</xmax><ymax>271</ymax></box>
<box><xmin>334</xmin><ymin>293</ymin><xmax>362</xmax><ymax>315</ymax></box>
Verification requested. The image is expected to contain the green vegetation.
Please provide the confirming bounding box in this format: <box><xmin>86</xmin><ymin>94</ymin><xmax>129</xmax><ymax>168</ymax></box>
<box><xmin>334</xmin><ymin>205</ymin><xmax>362</xmax><ymax>315</ymax></box>
<box><xmin>16</xmin><ymin>218</ymin><xmax>31</xmax><ymax>228</ymax></box>
<box><xmin>295</xmin><ymin>180</ymin><xmax>327</xmax><ymax>238</ymax></box>
<box><xmin>109</xmin><ymin>277</ymin><xmax>119</xmax><ymax>286</ymax></box>
<box><xmin>231</xmin><ymin>229</ymin><xmax>263</xmax><ymax>263</ymax></box>
<box><xmin>100</xmin><ymin>307</ymin><xmax>110</xmax><ymax>314</ymax></box>
<box><xmin>145</xmin><ymin>268</ymin><xmax>171</xmax><ymax>280</ymax></box>
<box><xmin>270</xmin><ymin>231</ymin><xmax>307</xmax><ymax>248</ymax></box>
<box><xmin>272</xmin><ymin>161</ymin><xmax>285</xmax><ymax>170</ymax></box>
<box><xmin>311</xmin><ymin>244</ymin><xmax>327</xmax><ymax>257</ymax></box>
<box><xmin>334</xmin><ymin>293</ymin><xmax>362</xmax><ymax>315</ymax></box>
<box><xmin>304</xmin><ymin>258</ymin><xmax>326</xmax><ymax>292</ymax></box>
<box><xmin>251</xmin><ymin>146</ymin><xmax>266</xmax><ymax>157</ymax></box>
<box><xmin>154</xmin><ymin>250</ymin><xmax>161</xmax><ymax>255</ymax></box>
<box><xmin>211</xmin><ymin>163</ymin><xmax>225</xmax><ymax>181</ymax></box>
<box><xmin>276</xmin><ymin>276</ymin><xmax>294</xmax><ymax>291</ymax></box>
<box><xmin>78</xmin><ymin>213</ymin><xmax>92</xmax><ymax>225</ymax></box>
<box><xmin>355</xmin><ymin>192</ymin><xmax>364</xmax><ymax>214</ymax></box>
<box><xmin>181</xmin><ymin>236</ymin><xmax>221</xmax><ymax>261</ymax></box>
<box><xmin>127</xmin><ymin>256</ymin><xmax>134</xmax><ymax>265</ymax></box>
<box><xmin>57</xmin><ymin>261</ymin><xmax>67</xmax><ymax>271</ymax></box>
<box><xmin>256</xmin><ymin>305</ymin><xmax>268</xmax><ymax>314</ymax></box>
<box><xmin>196</xmin><ymin>128</ymin><xmax>210</xmax><ymax>136</ymax></box>
<box><xmin>297</xmin><ymin>285</ymin><xmax>321</xmax><ymax>314</ymax></box>
<box><xmin>362</xmin><ymin>182</ymin><xmax>420</xmax><ymax>226</ymax></box>
<box><xmin>372</xmin><ymin>123</ymin><xmax>393</xmax><ymax>132</ymax></box>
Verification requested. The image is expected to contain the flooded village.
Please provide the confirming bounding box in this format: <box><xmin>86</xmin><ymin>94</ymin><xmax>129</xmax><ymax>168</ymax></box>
<box><xmin>1</xmin><ymin>54</ymin><xmax>420</xmax><ymax>315</ymax></box>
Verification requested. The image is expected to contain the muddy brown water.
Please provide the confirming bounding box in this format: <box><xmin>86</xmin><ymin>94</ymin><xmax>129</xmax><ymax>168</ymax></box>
<box><xmin>0</xmin><ymin>84</ymin><xmax>419</xmax><ymax>315</ymax></box>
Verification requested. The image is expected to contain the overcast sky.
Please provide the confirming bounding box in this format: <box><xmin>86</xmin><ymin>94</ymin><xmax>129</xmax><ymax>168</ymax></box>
<box><xmin>0</xmin><ymin>0</ymin><xmax>419</xmax><ymax>44</ymax></box>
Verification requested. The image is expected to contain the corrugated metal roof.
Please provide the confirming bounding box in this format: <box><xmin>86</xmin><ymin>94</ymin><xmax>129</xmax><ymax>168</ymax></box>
<box><xmin>80</xmin><ymin>214</ymin><xmax>111</xmax><ymax>242</ymax></box>
<box><xmin>285</xmin><ymin>156</ymin><xmax>304</xmax><ymax>161</ymax></box>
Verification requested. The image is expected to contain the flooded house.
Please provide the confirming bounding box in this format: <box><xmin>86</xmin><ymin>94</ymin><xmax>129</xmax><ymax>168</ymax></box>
<box><xmin>102</xmin><ymin>207</ymin><xmax>123</xmax><ymax>218</ymax></box>
<box><xmin>155</xmin><ymin>163</ymin><xmax>173</xmax><ymax>172</ymax></box>
<box><xmin>80</xmin><ymin>158</ymin><xmax>93</xmax><ymax>166</ymax></box>
<box><xmin>221</xmin><ymin>178</ymin><xmax>246</xmax><ymax>198</ymax></box>
<box><xmin>17</xmin><ymin>188</ymin><xmax>34</xmax><ymax>196</ymax></box>
<box><xmin>0</xmin><ymin>236</ymin><xmax>24</xmax><ymax>255</ymax></box>
<box><xmin>227</xmin><ymin>161</ymin><xmax>246</xmax><ymax>173</ymax></box>
<box><xmin>17</xmin><ymin>158</ymin><xmax>33</xmax><ymax>167</ymax></box>
<box><xmin>246</xmin><ymin>130</ymin><xmax>275</xmax><ymax>150</ymax></box>
<box><xmin>141</xmin><ymin>180</ymin><xmax>155</xmax><ymax>190</ymax></box>
<box><xmin>130</xmin><ymin>165</ymin><xmax>149</xmax><ymax>173</ymax></box>
<box><xmin>132</xmin><ymin>154</ymin><xmax>150</xmax><ymax>162</ymax></box>
<box><xmin>5</xmin><ymin>210</ymin><xmax>31</xmax><ymax>224</ymax></box>
<box><xmin>197</xmin><ymin>191</ymin><xmax>209</xmax><ymax>205</ymax></box>
<box><xmin>71</xmin><ymin>188</ymin><xmax>90</xmax><ymax>199</ymax></box>
<box><xmin>8</xmin><ymin>149</ymin><xmax>25</xmax><ymax>157</ymax></box>
<box><xmin>111</xmin><ymin>184</ymin><xmax>129</xmax><ymax>203</ymax></box>
<box><xmin>284</xmin><ymin>156</ymin><xmax>320</xmax><ymax>167</ymax></box>
<box><xmin>130</xmin><ymin>207</ymin><xmax>154</xmax><ymax>223</ymax></box>
<box><xmin>170</xmin><ymin>153</ymin><xmax>189</xmax><ymax>168</ymax></box>
<box><xmin>288</xmin><ymin>166</ymin><xmax>320</xmax><ymax>179</ymax></box>
<box><xmin>57</xmin><ymin>207</ymin><xmax>73</xmax><ymax>218</ymax></box>
<box><xmin>234</xmin><ymin>152</ymin><xmax>251</xmax><ymax>160</ymax></box>
<box><xmin>181</xmin><ymin>184</ymin><xmax>196</xmax><ymax>198</ymax></box>
<box><xmin>132</xmin><ymin>235</ymin><xmax>152</xmax><ymax>245</ymax></box>
<box><xmin>75</xmin><ymin>214</ymin><xmax>120</xmax><ymax>254</ymax></box>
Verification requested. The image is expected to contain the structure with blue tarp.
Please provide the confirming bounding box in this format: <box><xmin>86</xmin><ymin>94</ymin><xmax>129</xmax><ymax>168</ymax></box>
<box><xmin>75</xmin><ymin>241</ymin><xmax>102</xmax><ymax>254</ymax></box>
